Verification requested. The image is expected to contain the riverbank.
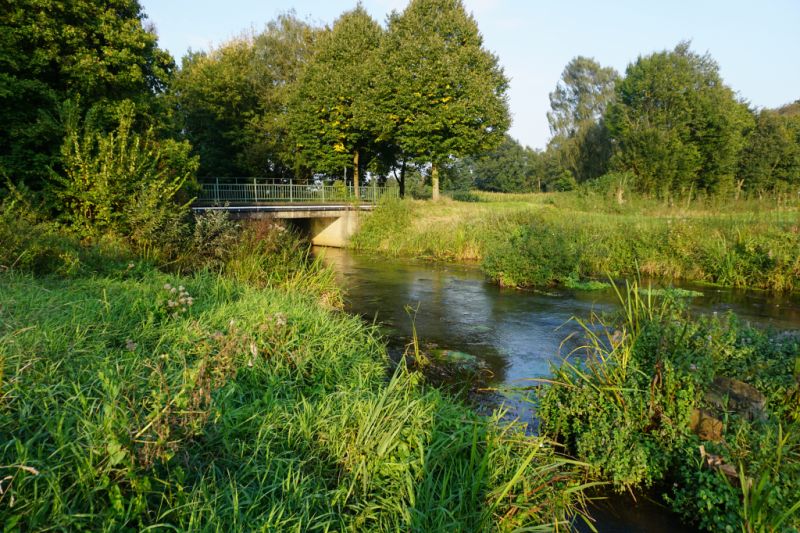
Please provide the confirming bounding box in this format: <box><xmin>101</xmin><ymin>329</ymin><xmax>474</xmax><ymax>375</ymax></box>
<box><xmin>539</xmin><ymin>283</ymin><xmax>800</xmax><ymax>531</ymax></box>
<box><xmin>351</xmin><ymin>192</ymin><xmax>800</xmax><ymax>291</ymax></box>
<box><xmin>0</xmin><ymin>211</ymin><xmax>589</xmax><ymax>530</ymax></box>
<box><xmin>320</xmin><ymin>247</ymin><xmax>800</xmax><ymax>531</ymax></box>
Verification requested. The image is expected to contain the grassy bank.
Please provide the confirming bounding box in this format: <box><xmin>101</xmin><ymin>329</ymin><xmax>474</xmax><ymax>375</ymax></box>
<box><xmin>0</xmin><ymin>211</ymin><xmax>589</xmax><ymax>530</ymax></box>
<box><xmin>536</xmin><ymin>283</ymin><xmax>800</xmax><ymax>531</ymax></box>
<box><xmin>351</xmin><ymin>192</ymin><xmax>800</xmax><ymax>291</ymax></box>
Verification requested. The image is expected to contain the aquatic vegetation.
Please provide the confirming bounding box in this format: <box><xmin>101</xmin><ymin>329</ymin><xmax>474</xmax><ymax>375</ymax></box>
<box><xmin>536</xmin><ymin>281</ymin><xmax>800</xmax><ymax>531</ymax></box>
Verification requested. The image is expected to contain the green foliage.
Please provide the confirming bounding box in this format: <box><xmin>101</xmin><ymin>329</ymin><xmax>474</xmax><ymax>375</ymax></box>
<box><xmin>354</xmin><ymin>191</ymin><xmax>800</xmax><ymax>291</ymax></box>
<box><xmin>0</xmin><ymin>222</ymin><xmax>590</xmax><ymax>530</ymax></box>
<box><xmin>0</xmin><ymin>0</ymin><xmax>174</xmax><ymax>186</ymax></box>
<box><xmin>288</xmin><ymin>7</ymin><xmax>384</xmax><ymax>181</ymax></box>
<box><xmin>0</xmin><ymin>199</ymin><xmax>137</xmax><ymax>277</ymax></box>
<box><xmin>472</xmin><ymin>135</ymin><xmax>539</xmax><ymax>193</ymax></box>
<box><xmin>449</xmin><ymin>190</ymin><xmax>482</xmax><ymax>202</ymax></box>
<box><xmin>547</xmin><ymin>56</ymin><xmax>618</xmax><ymax>183</ymax></box>
<box><xmin>50</xmin><ymin>102</ymin><xmax>198</xmax><ymax>250</ymax></box>
<box><xmin>173</xmin><ymin>14</ymin><xmax>321</xmax><ymax>178</ymax></box>
<box><xmin>738</xmin><ymin>106</ymin><xmax>800</xmax><ymax>195</ymax></box>
<box><xmin>375</xmin><ymin>0</ymin><xmax>510</xmax><ymax>197</ymax></box>
<box><xmin>607</xmin><ymin>42</ymin><xmax>753</xmax><ymax>196</ymax></box>
<box><xmin>537</xmin><ymin>282</ymin><xmax>800</xmax><ymax>530</ymax></box>
<box><xmin>482</xmin><ymin>217</ymin><xmax>579</xmax><ymax>287</ymax></box>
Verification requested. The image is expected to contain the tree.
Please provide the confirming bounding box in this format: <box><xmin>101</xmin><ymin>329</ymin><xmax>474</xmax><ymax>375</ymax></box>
<box><xmin>246</xmin><ymin>14</ymin><xmax>322</xmax><ymax>179</ymax></box>
<box><xmin>288</xmin><ymin>7</ymin><xmax>384</xmax><ymax>192</ymax></box>
<box><xmin>548</xmin><ymin>56</ymin><xmax>618</xmax><ymax>139</ymax></box>
<box><xmin>606</xmin><ymin>42</ymin><xmax>752</xmax><ymax>196</ymax></box>
<box><xmin>547</xmin><ymin>57</ymin><xmax>618</xmax><ymax>184</ymax></box>
<box><xmin>172</xmin><ymin>40</ymin><xmax>261</xmax><ymax>177</ymax></box>
<box><xmin>375</xmin><ymin>0</ymin><xmax>510</xmax><ymax>200</ymax></box>
<box><xmin>172</xmin><ymin>13</ymin><xmax>320</xmax><ymax>178</ymax></box>
<box><xmin>0</xmin><ymin>0</ymin><xmax>174</xmax><ymax>187</ymax></box>
<box><xmin>738</xmin><ymin>105</ymin><xmax>800</xmax><ymax>194</ymax></box>
<box><xmin>473</xmin><ymin>135</ymin><xmax>536</xmax><ymax>192</ymax></box>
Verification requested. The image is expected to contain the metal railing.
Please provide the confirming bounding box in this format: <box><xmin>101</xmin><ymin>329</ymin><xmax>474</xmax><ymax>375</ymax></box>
<box><xmin>197</xmin><ymin>179</ymin><xmax>398</xmax><ymax>205</ymax></box>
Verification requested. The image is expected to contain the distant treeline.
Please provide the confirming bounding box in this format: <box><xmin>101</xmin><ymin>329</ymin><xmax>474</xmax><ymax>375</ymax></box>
<box><xmin>1</xmin><ymin>1</ymin><xmax>797</xmax><ymax>203</ymax></box>
<box><xmin>467</xmin><ymin>45</ymin><xmax>800</xmax><ymax>198</ymax></box>
<box><xmin>1</xmin><ymin>0</ymin><xmax>508</xmax><ymax>201</ymax></box>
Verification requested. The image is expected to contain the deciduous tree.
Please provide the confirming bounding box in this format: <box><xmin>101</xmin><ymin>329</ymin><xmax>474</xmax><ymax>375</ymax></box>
<box><xmin>288</xmin><ymin>7</ymin><xmax>384</xmax><ymax>192</ymax></box>
<box><xmin>547</xmin><ymin>57</ymin><xmax>618</xmax><ymax>183</ymax></box>
<box><xmin>0</xmin><ymin>0</ymin><xmax>173</xmax><ymax>187</ymax></box>
<box><xmin>606</xmin><ymin>42</ymin><xmax>752</xmax><ymax>196</ymax></box>
<box><xmin>375</xmin><ymin>0</ymin><xmax>510</xmax><ymax>200</ymax></box>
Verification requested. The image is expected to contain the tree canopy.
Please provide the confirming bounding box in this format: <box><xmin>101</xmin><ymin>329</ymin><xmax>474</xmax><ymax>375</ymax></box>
<box><xmin>288</xmin><ymin>7</ymin><xmax>384</xmax><ymax>189</ymax></box>
<box><xmin>375</xmin><ymin>0</ymin><xmax>510</xmax><ymax>199</ymax></box>
<box><xmin>606</xmin><ymin>42</ymin><xmax>752</xmax><ymax>195</ymax></box>
<box><xmin>0</xmin><ymin>0</ymin><xmax>173</xmax><ymax>186</ymax></box>
<box><xmin>172</xmin><ymin>13</ymin><xmax>320</xmax><ymax>179</ymax></box>
<box><xmin>547</xmin><ymin>57</ymin><xmax>618</xmax><ymax>183</ymax></box>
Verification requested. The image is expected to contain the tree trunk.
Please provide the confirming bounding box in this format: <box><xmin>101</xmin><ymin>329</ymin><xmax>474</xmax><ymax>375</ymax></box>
<box><xmin>353</xmin><ymin>150</ymin><xmax>360</xmax><ymax>199</ymax></box>
<box><xmin>431</xmin><ymin>162</ymin><xmax>440</xmax><ymax>201</ymax></box>
<box><xmin>399</xmin><ymin>159</ymin><xmax>406</xmax><ymax>198</ymax></box>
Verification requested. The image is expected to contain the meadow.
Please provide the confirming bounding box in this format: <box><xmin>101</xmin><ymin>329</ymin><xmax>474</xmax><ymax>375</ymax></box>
<box><xmin>351</xmin><ymin>191</ymin><xmax>800</xmax><ymax>291</ymax></box>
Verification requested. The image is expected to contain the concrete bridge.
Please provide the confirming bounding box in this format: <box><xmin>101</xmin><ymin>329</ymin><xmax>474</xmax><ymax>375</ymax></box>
<box><xmin>192</xmin><ymin>180</ymin><xmax>397</xmax><ymax>247</ymax></box>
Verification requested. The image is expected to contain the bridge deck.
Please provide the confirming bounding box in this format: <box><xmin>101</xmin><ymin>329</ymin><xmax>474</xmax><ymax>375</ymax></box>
<box><xmin>192</xmin><ymin>203</ymin><xmax>374</xmax><ymax>219</ymax></box>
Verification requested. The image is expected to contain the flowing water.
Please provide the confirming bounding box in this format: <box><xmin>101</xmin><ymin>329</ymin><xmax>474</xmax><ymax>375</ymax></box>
<box><xmin>315</xmin><ymin>247</ymin><xmax>800</xmax><ymax>532</ymax></box>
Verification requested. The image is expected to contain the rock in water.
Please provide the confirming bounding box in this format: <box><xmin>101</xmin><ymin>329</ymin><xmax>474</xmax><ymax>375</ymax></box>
<box><xmin>705</xmin><ymin>377</ymin><xmax>767</xmax><ymax>421</ymax></box>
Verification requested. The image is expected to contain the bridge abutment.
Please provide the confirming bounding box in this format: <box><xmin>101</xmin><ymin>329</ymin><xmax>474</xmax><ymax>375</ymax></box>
<box><xmin>307</xmin><ymin>211</ymin><xmax>360</xmax><ymax>247</ymax></box>
<box><xmin>195</xmin><ymin>206</ymin><xmax>366</xmax><ymax>248</ymax></box>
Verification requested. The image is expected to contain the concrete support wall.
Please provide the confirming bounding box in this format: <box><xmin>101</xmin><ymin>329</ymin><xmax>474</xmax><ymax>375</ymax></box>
<box><xmin>309</xmin><ymin>211</ymin><xmax>360</xmax><ymax>248</ymax></box>
<box><xmin>199</xmin><ymin>207</ymin><xmax>364</xmax><ymax>248</ymax></box>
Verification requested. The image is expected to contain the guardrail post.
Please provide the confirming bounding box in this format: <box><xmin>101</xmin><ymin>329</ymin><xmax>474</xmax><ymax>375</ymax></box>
<box><xmin>290</xmin><ymin>179</ymin><xmax>293</xmax><ymax>203</ymax></box>
<box><xmin>214</xmin><ymin>177</ymin><xmax>219</xmax><ymax>204</ymax></box>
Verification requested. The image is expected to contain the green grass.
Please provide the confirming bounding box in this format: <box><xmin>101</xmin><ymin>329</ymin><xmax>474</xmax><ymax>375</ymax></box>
<box><xmin>0</xmin><ymin>214</ymin><xmax>592</xmax><ymax>530</ymax></box>
<box><xmin>353</xmin><ymin>192</ymin><xmax>800</xmax><ymax>291</ymax></box>
<box><xmin>536</xmin><ymin>281</ymin><xmax>800</xmax><ymax>531</ymax></box>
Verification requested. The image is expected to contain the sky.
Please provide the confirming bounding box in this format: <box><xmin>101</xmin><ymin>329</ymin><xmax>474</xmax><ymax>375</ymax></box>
<box><xmin>140</xmin><ymin>0</ymin><xmax>800</xmax><ymax>150</ymax></box>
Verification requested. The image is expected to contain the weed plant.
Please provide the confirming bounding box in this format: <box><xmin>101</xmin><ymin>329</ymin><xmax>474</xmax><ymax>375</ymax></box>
<box><xmin>536</xmin><ymin>281</ymin><xmax>800</xmax><ymax>531</ymax></box>
<box><xmin>0</xmin><ymin>211</ymin><xmax>591</xmax><ymax>530</ymax></box>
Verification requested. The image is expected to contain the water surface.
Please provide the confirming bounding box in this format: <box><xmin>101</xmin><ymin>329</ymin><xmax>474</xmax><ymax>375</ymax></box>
<box><xmin>316</xmin><ymin>247</ymin><xmax>800</xmax><ymax>532</ymax></box>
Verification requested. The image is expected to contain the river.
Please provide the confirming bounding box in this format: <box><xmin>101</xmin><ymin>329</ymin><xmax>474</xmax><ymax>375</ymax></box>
<box><xmin>315</xmin><ymin>246</ymin><xmax>800</xmax><ymax>532</ymax></box>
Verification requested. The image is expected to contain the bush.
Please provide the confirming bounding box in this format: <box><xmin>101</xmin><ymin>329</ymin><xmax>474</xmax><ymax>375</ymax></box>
<box><xmin>482</xmin><ymin>216</ymin><xmax>580</xmax><ymax>287</ymax></box>
<box><xmin>537</xmin><ymin>282</ymin><xmax>800</xmax><ymax>530</ymax></box>
<box><xmin>449</xmin><ymin>190</ymin><xmax>481</xmax><ymax>202</ymax></box>
<box><xmin>50</xmin><ymin>101</ymin><xmax>198</xmax><ymax>247</ymax></box>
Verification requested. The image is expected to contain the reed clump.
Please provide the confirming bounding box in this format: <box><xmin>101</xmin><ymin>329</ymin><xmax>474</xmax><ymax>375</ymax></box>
<box><xmin>537</xmin><ymin>281</ymin><xmax>800</xmax><ymax>531</ymax></box>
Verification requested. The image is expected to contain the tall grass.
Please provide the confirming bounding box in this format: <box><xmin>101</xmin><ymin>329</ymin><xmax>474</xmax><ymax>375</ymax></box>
<box><xmin>0</xmin><ymin>209</ymin><xmax>591</xmax><ymax>530</ymax></box>
<box><xmin>353</xmin><ymin>192</ymin><xmax>800</xmax><ymax>291</ymax></box>
<box><xmin>535</xmin><ymin>280</ymin><xmax>800</xmax><ymax>531</ymax></box>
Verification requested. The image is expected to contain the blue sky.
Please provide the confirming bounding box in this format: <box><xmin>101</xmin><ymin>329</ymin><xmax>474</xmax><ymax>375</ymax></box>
<box><xmin>140</xmin><ymin>0</ymin><xmax>800</xmax><ymax>150</ymax></box>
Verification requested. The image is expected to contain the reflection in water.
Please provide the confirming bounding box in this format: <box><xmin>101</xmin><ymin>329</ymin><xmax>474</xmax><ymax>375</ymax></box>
<box><xmin>316</xmin><ymin>247</ymin><xmax>800</xmax><ymax>533</ymax></box>
<box><xmin>318</xmin><ymin>246</ymin><xmax>800</xmax><ymax>389</ymax></box>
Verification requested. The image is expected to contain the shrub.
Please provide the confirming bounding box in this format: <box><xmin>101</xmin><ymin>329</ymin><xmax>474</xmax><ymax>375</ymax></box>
<box><xmin>482</xmin><ymin>216</ymin><xmax>580</xmax><ymax>287</ymax></box>
<box><xmin>537</xmin><ymin>282</ymin><xmax>800</xmax><ymax>530</ymax></box>
<box><xmin>50</xmin><ymin>101</ymin><xmax>198</xmax><ymax>245</ymax></box>
<box><xmin>449</xmin><ymin>190</ymin><xmax>481</xmax><ymax>202</ymax></box>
